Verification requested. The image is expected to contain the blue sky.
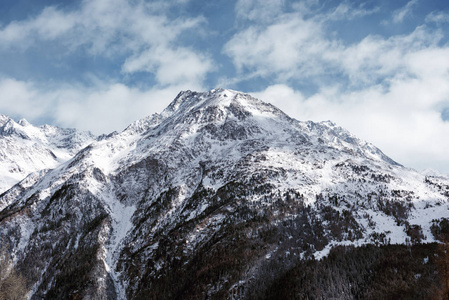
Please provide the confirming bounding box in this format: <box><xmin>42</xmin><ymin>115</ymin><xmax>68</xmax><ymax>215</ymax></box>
<box><xmin>0</xmin><ymin>0</ymin><xmax>449</xmax><ymax>173</ymax></box>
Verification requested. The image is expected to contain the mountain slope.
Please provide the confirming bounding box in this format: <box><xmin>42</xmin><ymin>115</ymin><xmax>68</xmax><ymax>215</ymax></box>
<box><xmin>0</xmin><ymin>115</ymin><xmax>96</xmax><ymax>195</ymax></box>
<box><xmin>0</xmin><ymin>88</ymin><xmax>448</xmax><ymax>299</ymax></box>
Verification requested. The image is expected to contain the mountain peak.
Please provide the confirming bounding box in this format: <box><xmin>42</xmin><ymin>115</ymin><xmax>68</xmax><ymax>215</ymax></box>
<box><xmin>0</xmin><ymin>117</ymin><xmax>28</xmax><ymax>138</ymax></box>
<box><xmin>2</xmin><ymin>89</ymin><xmax>449</xmax><ymax>299</ymax></box>
<box><xmin>0</xmin><ymin>116</ymin><xmax>32</xmax><ymax>129</ymax></box>
<box><xmin>0</xmin><ymin>115</ymin><xmax>97</xmax><ymax>193</ymax></box>
<box><xmin>0</xmin><ymin>114</ymin><xmax>12</xmax><ymax>126</ymax></box>
<box><xmin>161</xmin><ymin>88</ymin><xmax>288</xmax><ymax>122</ymax></box>
<box><xmin>18</xmin><ymin>118</ymin><xmax>31</xmax><ymax>126</ymax></box>
<box><xmin>162</xmin><ymin>88</ymin><xmax>237</xmax><ymax>116</ymax></box>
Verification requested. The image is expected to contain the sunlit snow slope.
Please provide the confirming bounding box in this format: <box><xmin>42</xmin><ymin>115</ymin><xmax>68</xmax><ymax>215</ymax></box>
<box><xmin>1</xmin><ymin>89</ymin><xmax>448</xmax><ymax>299</ymax></box>
<box><xmin>0</xmin><ymin>115</ymin><xmax>95</xmax><ymax>194</ymax></box>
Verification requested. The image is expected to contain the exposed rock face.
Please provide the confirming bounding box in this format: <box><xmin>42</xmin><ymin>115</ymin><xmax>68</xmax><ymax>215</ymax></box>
<box><xmin>0</xmin><ymin>88</ymin><xmax>448</xmax><ymax>299</ymax></box>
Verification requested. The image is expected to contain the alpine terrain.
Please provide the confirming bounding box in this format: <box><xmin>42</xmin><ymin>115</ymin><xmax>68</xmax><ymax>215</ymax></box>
<box><xmin>0</xmin><ymin>115</ymin><xmax>96</xmax><ymax>194</ymax></box>
<box><xmin>1</xmin><ymin>88</ymin><xmax>449</xmax><ymax>299</ymax></box>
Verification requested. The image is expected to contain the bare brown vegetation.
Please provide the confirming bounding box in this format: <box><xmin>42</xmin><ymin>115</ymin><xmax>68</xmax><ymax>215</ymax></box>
<box><xmin>0</xmin><ymin>239</ymin><xmax>27</xmax><ymax>300</ymax></box>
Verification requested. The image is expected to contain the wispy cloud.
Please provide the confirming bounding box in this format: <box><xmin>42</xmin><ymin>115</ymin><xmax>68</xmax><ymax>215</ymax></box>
<box><xmin>122</xmin><ymin>46</ymin><xmax>213</xmax><ymax>87</ymax></box>
<box><xmin>235</xmin><ymin>0</ymin><xmax>286</xmax><ymax>23</ymax></box>
<box><xmin>224</xmin><ymin>15</ymin><xmax>329</xmax><ymax>80</ymax></box>
<box><xmin>425</xmin><ymin>11</ymin><xmax>449</xmax><ymax>24</ymax></box>
<box><xmin>392</xmin><ymin>0</ymin><xmax>419</xmax><ymax>24</ymax></box>
<box><xmin>324</xmin><ymin>2</ymin><xmax>380</xmax><ymax>21</ymax></box>
<box><xmin>0</xmin><ymin>0</ymin><xmax>213</xmax><ymax>87</ymax></box>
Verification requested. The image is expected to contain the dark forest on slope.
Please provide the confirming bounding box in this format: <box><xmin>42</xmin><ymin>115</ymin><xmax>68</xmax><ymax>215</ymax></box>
<box><xmin>2</xmin><ymin>90</ymin><xmax>449</xmax><ymax>299</ymax></box>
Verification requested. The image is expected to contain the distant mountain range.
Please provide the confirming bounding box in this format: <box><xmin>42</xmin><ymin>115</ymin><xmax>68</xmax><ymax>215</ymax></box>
<box><xmin>0</xmin><ymin>115</ymin><xmax>95</xmax><ymax>194</ymax></box>
<box><xmin>1</xmin><ymin>89</ymin><xmax>448</xmax><ymax>299</ymax></box>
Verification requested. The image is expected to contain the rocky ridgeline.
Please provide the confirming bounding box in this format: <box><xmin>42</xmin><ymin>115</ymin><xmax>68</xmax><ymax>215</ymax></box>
<box><xmin>0</xmin><ymin>89</ymin><xmax>448</xmax><ymax>299</ymax></box>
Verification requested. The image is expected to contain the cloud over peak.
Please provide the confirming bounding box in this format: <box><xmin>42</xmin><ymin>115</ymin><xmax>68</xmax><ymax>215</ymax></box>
<box><xmin>0</xmin><ymin>0</ymin><xmax>449</xmax><ymax>173</ymax></box>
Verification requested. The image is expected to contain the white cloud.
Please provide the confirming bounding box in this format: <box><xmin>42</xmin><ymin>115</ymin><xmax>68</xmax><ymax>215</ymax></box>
<box><xmin>392</xmin><ymin>0</ymin><xmax>419</xmax><ymax>24</ymax></box>
<box><xmin>425</xmin><ymin>11</ymin><xmax>449</xmax><ymax>24</ymax></box>
<box><xmin>338</xmin><ymin>26</ymin><xmax>444</xmax><ymax>84</ymax></box>
<box><xmin>0</xmin><ymin>0</ymin><xmax>212</xmax><ymax>86</ymax></box>
<box><xmin>0</xmin><ymin>79</ymin><xmax>50</xmax><ymax>119</ymax></box>
<box><xmin>0</xmin><ymin>77</ymin><xmax>192</xmax><ymax>134</ymax></box>
<box><xmin>224</xmin><ymin>15</ymin><xmax>330</xmax><ymax>80</ymax></box>
<box><xmin>225</xmin><ymin>5</ymin><xmax>446</xmax><ymax>86</ymax></box>
<box><xmin>324</xmin><ymin>2</ymin><xmax>380</xmax><ymax>21</ymax></box>
<box><xmin>122</xmin><ymin>46</ymin><xmax>213</xmax><ymax>87</ymax></box>
<box><xmin>235</xmin><ymin>0</ymin><xmax>285</xmax><ymax>22</ymax></box>
<box><xmin>53</xmin><ymin>83</ymin><xmax>181</xmax><ymax>133</ymax></box>
<box><xmin>226</xmin><ymin>4</ymin><xmax>397</xmax><ymax>83</ymax></box>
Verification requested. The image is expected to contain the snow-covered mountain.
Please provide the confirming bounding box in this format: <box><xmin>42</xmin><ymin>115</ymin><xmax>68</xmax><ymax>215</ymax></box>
<box><xmin>0</xmin><ymin>115</ymin><xmax>96</xmax><ymax>194</ymax></box>
<box><xmin>0</xmin><ymin>89</ymin><xmax>448</xmax><ymax>299</ymax></box>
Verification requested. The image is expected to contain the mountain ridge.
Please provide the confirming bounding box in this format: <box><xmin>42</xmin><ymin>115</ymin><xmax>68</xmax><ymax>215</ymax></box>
<box><xmin>0</xmin><ymin>115</ymin><xmax>96</xmax><ymax>194</ymax></box>
<box><xmin>0</xmin><ymin>89</ymin><xmax>448</xmax><ymax>299</ymax></box>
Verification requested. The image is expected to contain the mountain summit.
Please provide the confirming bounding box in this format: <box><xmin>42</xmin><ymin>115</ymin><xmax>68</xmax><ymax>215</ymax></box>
<box><xmin>0</xmin><ymin>89</ymin><xmax>448</xmax><ymax>299</ymax></box>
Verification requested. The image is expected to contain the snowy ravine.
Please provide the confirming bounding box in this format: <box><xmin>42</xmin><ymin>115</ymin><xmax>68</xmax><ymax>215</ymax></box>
<box><xmin>0</xmin><ymin>88</ymin><xmax>449</xmax><ymax>299</ymax></box>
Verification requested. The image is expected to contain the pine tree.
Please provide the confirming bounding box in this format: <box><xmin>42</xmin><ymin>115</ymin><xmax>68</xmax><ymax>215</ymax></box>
<box><xmin>432</xmin><ymin>242</ymin><xmax>449</xmax><ymax>300</ymax></box>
